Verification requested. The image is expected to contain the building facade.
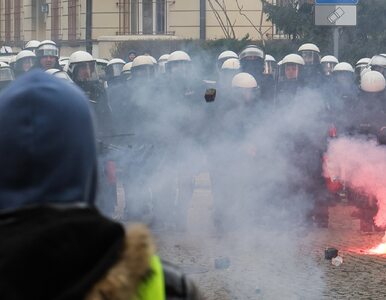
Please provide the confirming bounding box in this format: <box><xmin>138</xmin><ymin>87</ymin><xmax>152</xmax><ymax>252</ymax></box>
<box><xmin>0</xmin><ymin>0</ymin><xmax>282</xmax><ymax>58</ymax></box>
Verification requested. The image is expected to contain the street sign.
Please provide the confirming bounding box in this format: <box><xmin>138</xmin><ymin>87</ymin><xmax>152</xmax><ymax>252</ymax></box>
<box><xmin>316</xmin><ymin>0</ymin><xmax>358</xmax><ymax>4</ymax></box>
<box><xmin>315</xmin><ymin>5</ymin><xmax>356</xmax><ymax>26</ymax></box>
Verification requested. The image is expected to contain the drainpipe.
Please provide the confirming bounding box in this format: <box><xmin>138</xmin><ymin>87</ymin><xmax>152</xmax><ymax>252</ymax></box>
<box><xmin>200</xmin><ymin>0</ymin><xmax>206</xmax><ymax>40</ymax></box>
<box><xmin>86</xmin><ymin>0</ymin><xmax>93</xmax><ymax>53</ymax></box>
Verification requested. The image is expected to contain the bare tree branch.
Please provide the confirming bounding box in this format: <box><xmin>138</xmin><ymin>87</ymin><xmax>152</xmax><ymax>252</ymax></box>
<box><xmin>208</xmin><ymin>0</ymin><xmax>231</xmax><ymax>38</ymax></box>
<box><xmin>208</xmin><ymin>0</ymin><xmax>236</xmax><ymax>39</ymax></box>
<box><xmin>235</xmin><ymin>0</ymin><xmax>266</xmax><ymax>44</ymax></box>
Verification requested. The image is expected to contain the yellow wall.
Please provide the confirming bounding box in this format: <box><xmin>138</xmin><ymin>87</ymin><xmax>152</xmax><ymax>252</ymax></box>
<box><xmin>0</xmin><ymin>0</ymin><xmax>276</xmax><ymax>57</ymax></box>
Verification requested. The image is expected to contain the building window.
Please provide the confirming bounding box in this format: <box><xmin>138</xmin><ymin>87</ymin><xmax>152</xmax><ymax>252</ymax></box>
<box><xmin>131</xmin><ymin>0</ymin><xmax>138</xmax><ymax>34</ymax></box>
<box><xmin>119</xmin><ymin>0</ymin><xmax>167</xmax><ymax>35</ymax></box>
<box><xmin>156</xmin><ymin>0</ymin><xmax>165</xmax><ymax>34</ymax></box>
<box><xmin>14</xmin><ymin>0</ymin><xmax>21</xmax><ymax>42</ymax></box>
<box><xmin>51</xmin><ymin>0</ymin><xmax>60</xmax><ymax>41</ymax></box>
<box><xmin>142</xmin><ymin>0</ymin><xmax>153</xmax><ymax>34</ymax></box>
<box><xmin>118</xmin><ymin>0</ymin><xmax>130</xmax><ymax>35</ymax></box>
<box><xmin>68</xmin><ymin>0</ymin><xmax>77</xmax><ymax>41</ymax></box>
<box><xmin>5</xmin><ymin>0</ymin><xmax>11</xmax><ymax>42</ymax></box>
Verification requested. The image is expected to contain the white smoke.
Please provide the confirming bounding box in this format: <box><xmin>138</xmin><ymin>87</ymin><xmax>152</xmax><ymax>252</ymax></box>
<box><xmin>324</xmin><ymin>136</ymin><xmax>386</xmax><ymax>228</ymax></box>
<box><xmin>100</xmin><ymin>53</ymin><xmax>330</xmax><ymax>298</ymax></box>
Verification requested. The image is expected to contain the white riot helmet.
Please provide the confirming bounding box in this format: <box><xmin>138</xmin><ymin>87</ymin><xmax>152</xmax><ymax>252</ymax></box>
<box><xmin>15</xmin><ymin>50</ymin><xmax>36</xmax><ymax>76</ymax></box>
<box><xmin>0</xmin><ymin>46</ymin><xmax>13</xmax><ymax>54</ymax></box>
<box><xmin>232</xmin><ymin>72</ymin><xmax>257</xmax><ymax>88</ymax></box>
<box><xmin>333</xmin><ymin>62</ymin><xmax>355</xmax><ymax>86</ymax></box>
<box><xmin>95</xmin><ymin>58</ymin><xmax>108</xmax><ymax>81</ymax></box>
<box><xmin>35</xmin><ymin>40</ymin><xmax>60</xmax><ymax>70</ymax></box>
<box><xmin>361</xmin><ymin>71</ymin><xmax>386</xmax><ymax>93</ymax></box>
<box><xmin>264</xmin><ymin>54</ymin><xmax>277</xmax><ymax>76</ymax></box>
<box><xmin>217</xmin><ymin>50</ymin><xmax>238</xmax><ymax>69</ymax></box>
<box><xmin>298</xmin><ymin>43</ymin><xmax>321</xmax><ymax>65</ymax></box>
<box><xmin>131</xmin><ymin>55</ymin><xmax>155</xmax><ymax>79</ymax></box>
<box><xmin>369</xmin><ymin>55</ymin><xmax>386</xmax><ymax>76</ymax></box>
<box><xmin>36</xmin><ymin>40</ymin><xmax>59</xmax><ymax>58</ymax></box>
<box><xmin>158</xmin><ymin>54</ymin><xmax>170</xmax><ymax>73</ymax></box>
<box><xmin>121</xmin><ymin>62</ymin><xmax>133</xmax><ymax>80</ymax></box>
<box><xmin>321</xmin><ymin>55</ymin><xmax>339</xmax><ymax>76</ymax></box>
<box><xmin>158</xmin><ymin>54</ymin><xmax>170</xmax><ymax>63</ymax></box>
<box><xmin>232</xmin><ymin>72</ymin><xmax>258</xmax><ymax>103</ymax></box>
<box><xmin>166</xmin><ymin>50</ymin><xmax>191</xmax><ymax>77</ymax></box>
<box><xmin>280</xmin><ymin>54</ymin><xmax>305</xmax><ymax>81</ymax></box>
<box><xmin>239</xmin><ymin>46</ymin><xmax>264</xmax><ymax>61</ymax></box>
<box><xmin>168</xmin><ymin>50</ymin><xmax>191</xmax><ymax>63</ymax></box>
<box><xmin>122</xmin><ymin>62</ymin><xmax>133</xmax><ymax>74</ymax></box>
<box><xmin>220</xmin><ymin>58</ymin><xmax>240</xmax><ymax>85</ymax></box>
<box><xmin>239</xmin><ymin>46</ymin><xmax>265</xmax><ymax>80</ymax></box>
<box><xmin>222</xmin><ymin>58</ymin><xmax>240</xmax><ymax>70</ymax></box>
<box><xmin>0</xmin><ymin>62</ymin><xmax>15</xmax><ymax>84</ymax></box>
<box><xmin>45</xmin><ymin>68</ymin><xmax>73</xmax><ymax>82</ymax></box>
<box><xmin>59</xmin><ymin>57</ymin><xmax>69</xmax><ymax>69</ymax></box>
<box><xmin>355</xmin><ymin>57</ymin><xmax>370</xmax><ymax>79</ymax></box>
<box><xmin>106</xmin><ymin>58</ymin><xmax>126</xmax><ymax>79</ymax></box>
<box><xmin>148</xmin><ymin>56</ymin><xmax>157</xmax><ymax>65</ymax></box>
<box><xmin>333</xmin><ymin>62</ymin><xmax>354</xmax><ymax>73</ymax></box>
<box><xmin>68</xmin><ymin>51</ymin><xmax>98</xmax><ymax>82</ymax></box>
<box><xmin>24</xmin><ymin>40</ymin><xmax>40</xmax><ymax>52</ymax></box>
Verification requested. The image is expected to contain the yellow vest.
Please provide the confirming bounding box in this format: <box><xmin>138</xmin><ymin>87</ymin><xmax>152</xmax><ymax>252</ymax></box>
<box><xmin>136</xmin><ymin>255</ymin><xmax>165</xmax><ymax>300</ymax></box>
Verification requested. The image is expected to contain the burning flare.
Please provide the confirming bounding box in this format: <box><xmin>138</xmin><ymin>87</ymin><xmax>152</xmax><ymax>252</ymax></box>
<box><xmin>366</xmin><ymin>234</ymin><xmax>386</xmax><ymax>255</ymax></box>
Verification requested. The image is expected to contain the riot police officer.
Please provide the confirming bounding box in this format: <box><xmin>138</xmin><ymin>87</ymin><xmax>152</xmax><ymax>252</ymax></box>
<box><xmin>275</xmin><ymin>54</ymin><xmax>305</xmax><ymax>105</ymax></box>
<box><xmin>217</xmin><ymin>50</ymin><xmax>238</xmax><ymax>71</ymax></box>
<box><xmin>355</xmin><ymin>57</ymin><xmax>370</xmax><ymax>84</ymax></box>
<box><xmin>368</xmin><ymin>55</ymin><xmax>386</xmax><ymax>78</ymax></box>
<box><xmin>349</xmin><ymin>71</ymin><xmax>386</xmax><ymax>232</ymax></box>
<box><xmin>239</xmin><ymin>45</ymin><xmax>264</xmax><ymax>94</ymax></box>
<box><xmin>298</xmin><ymin>43</ymin><xmax>323</xmax><ymax>88</ymax></box>
<box><xmin>35</xmin><ymin>40</ymin><xmax>61</xmax><ymax>70</ymax></box>
<box><xmin>0</xmin><ymin>62</ymin><xmax>14</xmax><ymax>91</ymax></box>
<box><xmin>321</xmin><ymin>55</ymin><xmax>339</xmax><ymax>78</ymax></box>
<box><xmin>261</xmin><ymin>54</ymin><xmax>276</xmax><ymax>103</ymax></box>
<box><xmin>67</xmin><ymin>51</ymin><xmax>113</xmax><ymax>137</ymax></box>
<box><xmin>105</xmin><ymin>58</ymin><xmax>126</xmax><ymax>87</ymax></box>
<box><xmin>217</xmin><ymin>57</ymin><xmax>240</xmax><ymax>92</ymax></box>
<box><xmin>14</xmin><ymin>50</ymin><xmax>36</xmax><ymax>77</ymax></box>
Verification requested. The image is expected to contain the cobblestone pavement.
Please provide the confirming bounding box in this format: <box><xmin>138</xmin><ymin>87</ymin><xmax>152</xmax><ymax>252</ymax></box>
<box><xmin>155</xmin><ymin>173</ymin><xmax>386</xmax><ymax>300</ymax></box>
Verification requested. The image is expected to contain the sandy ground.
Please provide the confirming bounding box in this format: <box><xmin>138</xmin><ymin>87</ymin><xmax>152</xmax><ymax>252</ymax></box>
<box><xmin>151</xmin><ymin>173</ymin><xmax>386</xmax><ymax>300</ymax></box>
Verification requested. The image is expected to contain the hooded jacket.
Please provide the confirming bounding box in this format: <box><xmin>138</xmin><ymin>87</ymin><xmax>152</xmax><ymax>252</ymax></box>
<box><xmin>0</xmin><ymin>71</ymin><xmax>201</xmax><ymax>300</ymax></box>
<box><xmin>0</xmin><ymin>71</ymin><xmax>157</xmax><ymax>300</ymax></box>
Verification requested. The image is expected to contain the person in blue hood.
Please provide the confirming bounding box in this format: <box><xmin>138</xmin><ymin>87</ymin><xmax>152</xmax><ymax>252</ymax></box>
<box><xmin>0</xmin><ymin>71</ymin><xmax>202</xmax><ymax>300</ymax></box>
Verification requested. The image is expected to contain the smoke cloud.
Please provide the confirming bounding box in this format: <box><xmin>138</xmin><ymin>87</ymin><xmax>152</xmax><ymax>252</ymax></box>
<box><xmin>98</xmin><ymin>53</ymin><xmax>332</xmax><ymax>298</ymax></box>
<box><xmin>324</xmin><ymin>136</ymin><xmax>386</xmax><ymax>228</ymax></box>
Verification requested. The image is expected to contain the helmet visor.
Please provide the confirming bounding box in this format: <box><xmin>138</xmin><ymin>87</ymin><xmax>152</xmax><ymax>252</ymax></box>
<box><xmin>300</xmin><ymin>50</ymin><xmax>320</xmax><ymax>65</ymax></box>
<box><xmin>282</xmin><ymin>63</ymin><xmax>301</xmax><ymax>81</ymax></box>
<box><xmin>131</xmin><ymin>64</ymin><xmax>155</xmax><ymax>79</ymax></box>
<box><xmin>107</xmin><ymin>63</ymin><xmax>124</xmax><ymax>77</ymax></box>
<box><xmin>0</xmin><ymin>68</ymin><xmax>14</xmax><ymax>81</ymax></box>
<box><xmin>36</xmin><ymin>48</ymin><xmax>59</xmax><ymax>58</ymax></box>
<box><xmin>73</xmin><ymin>61</ymin><xmax>99</xmax><ymax>82</ymax></box>
<box><xmin>322</xmin><ymin>62</ymin><xmax>337</xmax><ymax>76</ymax></box>
<box><xmin>264</xmin><ymin>60</ymin><xmax>277</xmax><ymax>75</ymax></box>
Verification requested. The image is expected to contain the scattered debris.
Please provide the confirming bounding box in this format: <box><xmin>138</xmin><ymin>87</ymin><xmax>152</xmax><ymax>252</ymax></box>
<box><xmin>331</xmin><ymin>255</ymin><xmax>343</xmax><ymax>266</ymax></box>
<box><xmin>325</xmin><ymin>247</ymin><xmax>339</xmax><ymax>260</ymax></box>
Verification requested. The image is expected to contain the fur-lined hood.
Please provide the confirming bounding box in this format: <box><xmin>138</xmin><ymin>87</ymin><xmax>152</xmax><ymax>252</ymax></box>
<box><xmin>86</xmin><ymin>224</ymin><xmax>155</xmax><ymax>300</ymax></box>
<box><xmin>0</xmin><ymin>206</ymin><xmax>155</xmax><ymax>300</ymax></box>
